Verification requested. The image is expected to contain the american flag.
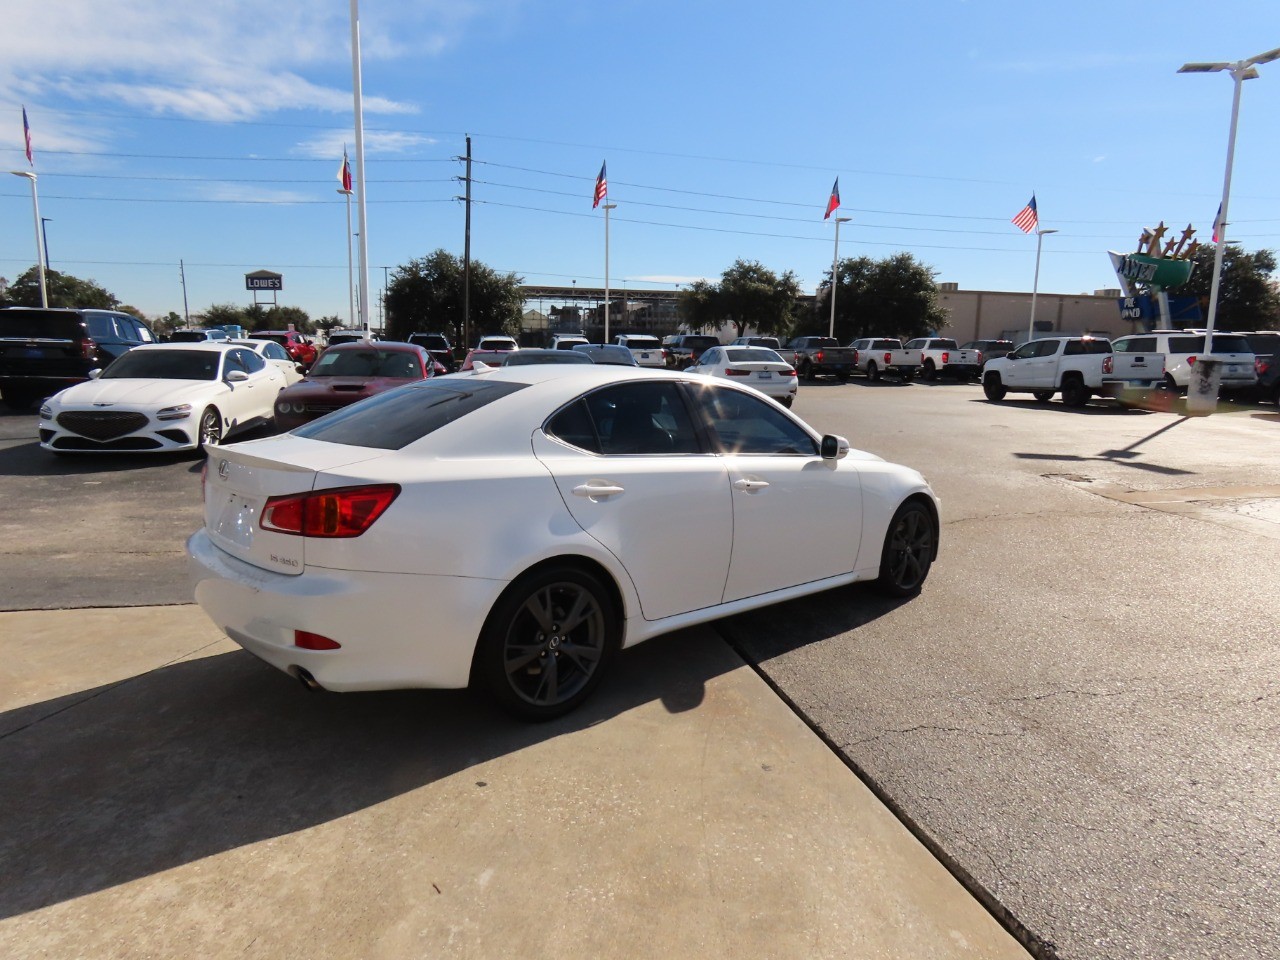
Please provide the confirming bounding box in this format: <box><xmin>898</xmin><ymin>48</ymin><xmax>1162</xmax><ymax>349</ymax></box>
<box><xmin>1212</xmin><ymin>202</ymin><xmax>1223</xmax><ymax>243</ymax></box>
<box><xmin>824</xmin><ymin>178</ymin><xmax>841</xmax><ymax>220</ymax></box>
<box><xmin>22</xmin><ymin>106</ymin><xmax>33</xmax><ymax>166</ymax></box>
<box><xmin>338</xmin><ymin>147</ymin><xmax>352</xmax><ymax>192</ymax></box>
<box><xmin>593</xmin><ymin>161</ymin><xmax>607</xmax><ymax>208</ymax></box>
<box><xmin>1011</xmin><ymin>195</ymin><xmax>1038</xmax><ymax>233</ymax></box>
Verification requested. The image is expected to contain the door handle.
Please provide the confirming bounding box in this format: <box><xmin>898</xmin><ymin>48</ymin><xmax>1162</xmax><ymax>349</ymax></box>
<box><xmin>733</xmin><ymin>478</ymin><xmax>769</xmax><ymax>492</ymax></box>
<box><xmin>573</xmin><ymin>482</ymin><xmax>625</xmax><ymax>499</ymax></box>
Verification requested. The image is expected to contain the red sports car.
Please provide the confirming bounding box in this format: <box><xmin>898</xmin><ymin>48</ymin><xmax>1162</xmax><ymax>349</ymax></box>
<box><xmin>251</xmin><ymin>330</ymin><xmax>318</xmax><ymax>369</ymax></box>
<box><xmin>273</xmin><ymin>342</ymin><xmax>436</xmax><ymax>430</ymax></box>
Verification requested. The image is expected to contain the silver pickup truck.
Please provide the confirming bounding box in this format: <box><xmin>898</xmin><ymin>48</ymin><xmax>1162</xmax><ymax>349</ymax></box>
<box><xmin>981</xmin><ymin>336</ymin><xmax>1165</xmax><ymax>407</ymax></box>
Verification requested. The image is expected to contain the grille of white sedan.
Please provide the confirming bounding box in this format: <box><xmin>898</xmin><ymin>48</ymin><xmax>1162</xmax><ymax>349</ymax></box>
<box><xmin>57</xmin><ymin>410</ymin><xmax>149</xmax><ymax>440</ymax></box>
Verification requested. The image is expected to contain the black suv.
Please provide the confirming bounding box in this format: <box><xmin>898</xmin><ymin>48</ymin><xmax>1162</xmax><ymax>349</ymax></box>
<box><xmin>0</xmin><ymin>307</ymin><xmax>157</xmax><ymax>410</ymax></box>
<box><xmin>662</xmin><ymin>334</ymin><xmax>721</xmax><ymax>370</ymax></box>
<box><xmin>407</xmin><ymin>332</ymin><xmax>456</xmax><ymax>372</ymax></box>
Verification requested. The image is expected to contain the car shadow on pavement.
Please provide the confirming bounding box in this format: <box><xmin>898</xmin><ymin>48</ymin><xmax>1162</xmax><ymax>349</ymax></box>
<box><xmin>715</xmin><ymin>582</ymin><xmax>906</xmax><ymax>664</ymax></box>
<box><xmin>0</xmin><ymin>438</ymin><xmax>196</xmax><ymax>476</ymax></box>
<box><xmin>0</xmin><ymin>627</ymin><xmax>735</xmax><ymax>919</ymax></box>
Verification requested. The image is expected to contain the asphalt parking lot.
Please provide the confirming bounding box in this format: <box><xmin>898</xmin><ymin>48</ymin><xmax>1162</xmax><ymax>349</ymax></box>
<box><xmin>1</xmin><ymin>380</ymin><xmax>1277</xmax><ymax>960</ymax></box>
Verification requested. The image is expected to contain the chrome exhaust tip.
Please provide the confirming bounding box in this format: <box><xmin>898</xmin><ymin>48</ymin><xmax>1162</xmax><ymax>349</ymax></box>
<box><xmin>296</xmin><ymin>667</ymin><xmax>323</xmax><ymax>692</ymax></box>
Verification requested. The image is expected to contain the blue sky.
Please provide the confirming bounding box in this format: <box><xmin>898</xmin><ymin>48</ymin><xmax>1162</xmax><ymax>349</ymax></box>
<box><xmin>1</xmin><ymin>0</ymin><xmax>1278</xmax><ymax>325</ymax></box>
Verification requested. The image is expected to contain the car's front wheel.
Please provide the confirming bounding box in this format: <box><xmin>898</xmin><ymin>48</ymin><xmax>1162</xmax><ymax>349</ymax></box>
<box><xmin>875</xmin><ymin>500</ymin><xmax>936</xmax><ymax>597</ymax></box>
<box><xmin>197</xmin><ymin>406</ymin><xmax>223</xmax><ymax>450</ymax></box>
<box><xmin>473</xmin><ymin>565</ymin><xmax>619</xmax><ymax>720</ymax></box>
<box><xmin>983</xmin><ymin>375</ymin><xmax>1006</xmax><ymax>402</ymax></box>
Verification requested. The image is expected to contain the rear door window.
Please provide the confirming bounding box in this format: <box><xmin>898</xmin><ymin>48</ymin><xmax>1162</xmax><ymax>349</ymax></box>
<box><xmin>1207</xmin><ymin>335</ymin><xmax>1252</xmax><ymax>353</ymax></box>
<box><xmin>86</xmin><ymin>315</ymin><xmax>117</xmax><ymax>341</ymax></box>
<box><xmin>1115</xmin><ymin>337</ymin><xmax>1156</xmax><ymax>352</ymax></box>
<box><xmin>1169</xmin><ymin>336</ymin><xmax>1205</xmax><ymax>353</ymax></box>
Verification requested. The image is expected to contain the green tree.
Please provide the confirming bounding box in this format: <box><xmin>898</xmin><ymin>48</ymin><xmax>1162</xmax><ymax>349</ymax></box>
<box><xmin>0</xmin><ymin>267</ymin><xmax>119</xmax><ymax>309</ymax></box>
<box><xmin>384</xmin><ymin>250</ymin><xmax>524</xmax><ymax>345</ymax></box>
<box><xmin>152</xmin><ymin>311</ymin><xmax>184</xmax><ymax>338</ymax></box>
<box><xmin>715</xmin><ymin>260</ymin><xmax>800</xmax><ymax>340</ymax></box>
<box><xmin>677</xmin><ymin>279</ymin><xmax>721</xmax><ymax>332</ymax></box>
<box><xmin>1173</xmin><ymin>244</ymin><xmax>1280</xmax><ymax>329</ymax></box>
<box><xmin>814</xmin><ymin>252</ymin><xmax>947</xmax><ymax>341</ymax></box>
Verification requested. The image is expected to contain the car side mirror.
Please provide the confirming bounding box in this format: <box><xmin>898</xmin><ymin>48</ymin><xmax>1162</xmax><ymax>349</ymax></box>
<box><xmin>226</xmin><ymin>370</ymin><xmax>249</xmax><ymax>383</ymax></box>
<box><xmin>295</xmin><ymin>363</ymin><xmax>305</xmax><ymax>374</ymax></box>
<box><xmin>821</xmin><ymin>434</ymin><xmax>849</xmax><ymax>460</ymax></box>
<box><xmin>88</xmin><ymin>368</ymin><xmax>103</xmax><ymax>380</ymax></box>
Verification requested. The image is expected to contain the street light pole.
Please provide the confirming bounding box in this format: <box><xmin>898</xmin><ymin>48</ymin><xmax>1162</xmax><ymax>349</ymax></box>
<box><xmin>602</xmin><ymin>202</ymin><xmax>617</xmax><ymax>344</ymax></box>
<box><xmin>1179</xmin><ymin>46</ymin><xmax>1280</xmax><ymax>339</ymax></box>
<box><xmin>1026</xmin><ymin>228</ymin><xmax>1058</xmax><ymax>344</ymax></box>
<box><xmin>40</xmin><ymin>217</ymin><xmax>51</xmax><ymax>269</ymax></box>
<box><xmin>829</xmin><ymin>216</ymin><xmax>851</xmax><ymax>338</ymax></box>
<box><xmin>9</xmin><ymin>171</ymin><xmax>47</xmax><ymax>307</ymax></box>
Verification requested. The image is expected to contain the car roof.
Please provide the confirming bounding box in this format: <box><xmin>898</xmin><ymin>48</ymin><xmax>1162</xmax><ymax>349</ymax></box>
<box><xmin>134</xmin><ymin>341</ymin><xmax>238</xmax><ymax>352</ymax></box>
<box><xmin>323</xmin><ymin>340</ymin><xmax>419</xmax><ymax>352</ymax></box>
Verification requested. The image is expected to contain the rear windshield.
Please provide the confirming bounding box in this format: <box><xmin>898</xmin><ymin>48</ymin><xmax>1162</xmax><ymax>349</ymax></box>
<box><xmin>685</xmin><ymin>336</ymin><xmax>720</xmax><ymax>349</ymax></box>
<box><xmin>1245</xmin><ymin>333</ymin><xmax>1280</xmax><ymax>354</ymax></box>
<box><xmin>409</xmin><ymin>334</ymin><xmax>449</xmax><ymax>350</ymax></box>
<box><xmin>725</xmin><ymin>348</ymin><xmax>785</xmax><ymax>363</ymax></box>
<box><xmin>1206</xmin><ymin>335</ymin><xmax>1252</xmax><ymax>354</ymax></box>
<box><xmin>871</xmin><ymin>340</ymin><xmax>901</xmax><ymax>349</ymax></box>
<box><xmin>101</xmin><ymin>350</ymin><xmax>219</xmax><ymax>380</ymax></box>
<box><xmin>310</xmin><ymin>348</ymin><xmax>422</xmax><ymax>379</ymax></box>
<box><xmin>623</xmin><ymin>337</ymin><xmax>662</xmax><ymax>349</ymax></box>
<box><xmin>0</xmin><ymin>310</ymin><xmax>86</xmax><ymax>340</ymax></box>
<box><xmin>293</xmin><ymin>379</ymin><xmax>527</xmax><ymax>450</ymax></box>
<box><xmin>478</xmin><ymin>338</ymin><xmax>517</xmax><ymax>350</ymax></box>
<box><xmin>170</xmin><ymin>330</ymin><xmax>225</xmax><ymax>342</ymax></box>
<box><xmin>1063</xmin><ymin>339</ymin><xmax>1112</xmax><ymax>355</ymax></box>
<box><xmin>931</xmin><ymin>339</ymin><xmax>959</xmax><ymax>349</ymax></box>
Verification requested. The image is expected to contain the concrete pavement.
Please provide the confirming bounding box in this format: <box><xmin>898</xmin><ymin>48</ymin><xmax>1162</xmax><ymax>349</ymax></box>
<box><xmin>0</xmin><ymin>605</ymin><xmax>1030</xmax><ymax>960</ymax></box>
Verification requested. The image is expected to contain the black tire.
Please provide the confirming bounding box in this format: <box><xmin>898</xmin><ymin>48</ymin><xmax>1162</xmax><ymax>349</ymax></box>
<box><xmin>1158</xmin><ymin>374</ymin><xmax>1184</xmax><ymax>395</ymax></box>
<box><xmin>780</xmin><ymin>396</ymin><xmax>794</xmax><ymax>409</ymax></box>
<box><xmin>1271</xmin><ymin>381</ymin><xmax>1280</xmax><ymax>406</ymax></box>
<box><xmin>875</xmin><ymin>500</ymin><xmax>936</xmax><ymax>597</ymax></box>
<box><xmin>473</xmin><ymin>565</ymin><xmax>619</xmax><ymax>721</ymax></box>
<box><xmin>197</xmin><ymin>406</ymin><xmax>223</xmax><ymax>450</ymax></box>
<box><xmin>801</xmin><ymin>360</ymin><xmax>816</xmax><ymax>383</ymax></box>
<box><xmin>1061</xmin><ymin>377</ymin><xmax>1089</xmax><ymax>408</ymax></box>
<box><xmin>982</xmin><ymin>375</ymin><xmax>1006</xmax><ymax>402</ymax></box>
<box><xmin>923</xmin><ymin>359</ymin><xmax>937</xmax><ymax>381</ymax></box>
<box><xmin>867</xmin><ymin>361</ymin><xmax>880</xmax><ymax>381</ymax></box>
<box><xmin>1033</xmin><ymin>390</ymin><xmax>1054</xmax><ymax>403</ymax></box>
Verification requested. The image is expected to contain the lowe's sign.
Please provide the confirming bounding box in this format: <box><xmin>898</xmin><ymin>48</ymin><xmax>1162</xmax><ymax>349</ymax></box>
<box><xmin>245</xmin><ymin>270</ymin><xmax>283</xmax><ymax>291</ymax></box>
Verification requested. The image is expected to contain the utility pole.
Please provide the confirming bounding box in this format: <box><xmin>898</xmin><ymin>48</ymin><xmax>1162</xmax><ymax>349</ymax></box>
<box><xmin>464</xmin><ymin>135</ymin><xmax>472</xmax><ymax>349</ymax></box>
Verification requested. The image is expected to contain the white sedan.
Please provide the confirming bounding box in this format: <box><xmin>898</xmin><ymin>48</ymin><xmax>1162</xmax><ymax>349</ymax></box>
<box><xmin>188</xmin><ymin>366</ymin><xmax>938</xmax><ymax>719</ymax></box>
<box><xmin>687</xmin><ymin>345</ymin><xmax>799</xmax><ymax>407</ymax></box>
<box><xmin>40</xmin><ymin>342</ymin><xmax>286</xmax><ymax>453</ymax></box>
<box><xmin>228</xmin><ymin>337</ymin><xmax>305</xmax><ymax>386</ymax></box>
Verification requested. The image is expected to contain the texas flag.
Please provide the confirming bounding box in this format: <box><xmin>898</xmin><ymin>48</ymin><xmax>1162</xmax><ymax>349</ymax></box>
<box><xmin>338</xmin><ymin>147</ymin><xmax>352</xmax><ymax>192</ymax></box>
<box><xmin>824</xmin><ymin>178</ymin><xmax>840</xmax><ymax>220</ymax></box>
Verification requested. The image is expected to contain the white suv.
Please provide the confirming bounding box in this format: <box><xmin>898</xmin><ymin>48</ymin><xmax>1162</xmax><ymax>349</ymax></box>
<box><xmin>614</xmin><ymin>334</ymin><xmax>667</xmax><ymax>368</ymax></box>
<box><xmin>1111</xmin><ymin>330</ymin><xmax>1256</xmax><ymax>392</ymax></box>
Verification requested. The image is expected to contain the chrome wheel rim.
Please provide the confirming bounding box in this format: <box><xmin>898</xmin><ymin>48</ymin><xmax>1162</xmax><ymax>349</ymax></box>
<box><xmin>200</xmin><ymin>410</ymin><xmax>222</xmax><ymax>447</ymax></box>
<box><xmin>887</xmin><ymin>509</ymin><xmax>932</xmax><ymax>591</ymax></box>
<box><xmin>503</xmin><ymin>582</ymin><xmax>605</xmax><ymax>707</ymax></box>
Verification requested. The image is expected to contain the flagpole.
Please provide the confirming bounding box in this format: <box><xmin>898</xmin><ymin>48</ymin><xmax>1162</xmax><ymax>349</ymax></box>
<box><xmin>829</xmin><ymin>216</ymin><xmax>850</xmax><ymax>338</ymax></box>
<box><xmin>339</xmin><ymin>188</ymin><xmax>355</xmax><ymax>327</ymax></box>
<box><xmin>10</xmin><ymin>171</ymin><xmax>46</xmax><ymax>308</ymax></box>
<box><xmin>1026</xmin><ymin>228</ymin><xmax>1057</xmax><ymax>344</ymax></box>
<box><xmin>603</xmin><ymin>203</ymin><xmax>617</xmax><ymax>343</ymax></box>
<box><xmin>349</xmin><ymin>0</ymin><xmax>371</xmax><ymax>341</ymax></box>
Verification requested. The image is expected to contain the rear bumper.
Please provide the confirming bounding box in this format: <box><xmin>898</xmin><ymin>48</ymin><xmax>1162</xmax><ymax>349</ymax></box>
<box><xmin>187</xmin><ymin>529</ymin><xmax>505</xmax><ymax>691</ymax></box>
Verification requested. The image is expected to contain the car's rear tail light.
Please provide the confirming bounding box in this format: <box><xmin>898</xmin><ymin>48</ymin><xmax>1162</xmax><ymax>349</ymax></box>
<box><xmin>295</xmin><ymin>630</ymin><xmax>341</xmax><ymax>650</ymax></box>
<box><xmin>726</xmin><ymin>368</ymin><xmax>751</xmax><ymax>377</ymax></box>
<box><xmin>1103</xmin><ymin>356</ymin><xmax>1114</xmax><ymax>374</ymax></box>
<box><xmin>261</xmin><ymin>484</ymin><xmax>400</xmax><ymax>538</ymax></box>
<box><xmin>852</xmin><ymin>350</ymin><xmax>860</xmax><ymax>363</ymax></box>
<box><xmin>1187</xmin><ymin>355</ymin><xmax>1197</xmax><ymax>366</ymax></box>
<box><xmin>78</xmin><ymin>337</ymin><xmax>97</xmax><ymax>360</ymax></box>
<box><xmin>1258</xmin><ymin>357</ymin><xmax>1271</xmax><ymax>376</ymax></box>
<box><xmin>883</xmin><ymin>352</ymin><xmax>892</xmax><ymax>364</ymax></box>
<box><xmin>816</xmin><ymin>350</ymin><xmax>825</xmax><ymax>363</ymax></box>
<box><xmin>941</xmin><ymin>351</ymin><xmax>950</xmax><ymax>364</ymax></box>
<box><xmin>976</xmin><ymin>351</ymin><xmax>984</xmax><ymax>364</ymax></box>
<box><xmin>780</xmin><ymin>367</ymin><xmax>796</xmax><ymax>377</ymax></box>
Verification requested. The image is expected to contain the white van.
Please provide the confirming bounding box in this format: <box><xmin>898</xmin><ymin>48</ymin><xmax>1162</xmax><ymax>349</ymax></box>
<box><xmin>1111</xmin><ymin>330</ymin><xmax>1256</xmax><ymax>392</ymax></box>
<box><xmin>613</xmin><ymin>334</ymin><xmax>666</xmax><ymax>367</ymax></box>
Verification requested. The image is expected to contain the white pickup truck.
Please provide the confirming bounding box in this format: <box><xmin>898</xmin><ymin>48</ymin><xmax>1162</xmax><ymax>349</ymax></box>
<box><xmin>904</xmin><ymin>337</ymin><xmax>982</xmax><ymax>380</ymax></box>
<box><xmin>981</xmin><ymin>336</ymin><xmax>1165</xmax><ymax>407</ymax></box>
<box><xmin>849</xmin><ymin>338</ymin><xmax>921</xmax><ymax>381</ymax></box>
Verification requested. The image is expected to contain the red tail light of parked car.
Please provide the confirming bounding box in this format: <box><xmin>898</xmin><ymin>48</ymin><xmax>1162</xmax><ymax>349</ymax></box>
<box><xmin>261</xmin><ymin>484</ymin><xmax>401</xmax><ymax>538</ymax></box>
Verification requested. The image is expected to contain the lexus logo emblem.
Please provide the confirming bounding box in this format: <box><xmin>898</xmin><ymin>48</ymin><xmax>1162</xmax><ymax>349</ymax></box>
<box><xmin>217</xmin><ymin>459</ymin><xmax>230</xmax><ymax>480</ymax></box>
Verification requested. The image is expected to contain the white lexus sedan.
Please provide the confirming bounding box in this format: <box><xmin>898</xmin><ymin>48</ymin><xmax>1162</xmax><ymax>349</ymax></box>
<box><xmin>40</xmin><ymin>342</ymin><xmax>285</xmax><ymax>453</ymax></box>
<box><xmin>687</xmin><ymin>345</ymin><xmax>799</xmax><ymax>407</ymax></box>
<box><xmin>188</xmin><ymin>366</ymin><xmax>939</xmax><ymax>719</ymax></box>
<box><xmin>228</xmin><ymin>337</ymin><xmax>305</xmax><ymax>386</ymax></box>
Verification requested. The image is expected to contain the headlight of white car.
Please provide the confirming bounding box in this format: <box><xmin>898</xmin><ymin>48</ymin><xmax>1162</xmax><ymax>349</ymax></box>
<box><xmin>39</xmin><ymin>403</ymin><xmax>52</xmax><ymax>419</ymax></box>
<box><xmin>156</xmin><ymin>404</ymin><xmax>193</xmax><ymax>421</ymax></box>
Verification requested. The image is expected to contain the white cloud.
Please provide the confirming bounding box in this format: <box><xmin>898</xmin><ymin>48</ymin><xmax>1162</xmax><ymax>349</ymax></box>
<box><xmin>294</xmin><ymin>129</ymin><xmax>440</xmax><ymax>160</ymax></box>
<box><xmin>0</xmin><ymin>1</ymin><xmax>481</xmax><ymax>124</ymax></box>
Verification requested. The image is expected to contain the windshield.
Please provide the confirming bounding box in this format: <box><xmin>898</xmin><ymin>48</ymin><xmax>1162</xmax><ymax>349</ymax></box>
<box><xmin>309</xmin><ymin>348</ymin><xmax>422</xmax><ymax>379</ymax></box>
<box><xmin>101</xmin><ymin>349</ymin><xmax>220</xmax><ymax>381</ymax></box>
<box><xmin>409</xmin><ymin>335</ymin><xmax>448</xmax><ymax>350</ymax></box>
